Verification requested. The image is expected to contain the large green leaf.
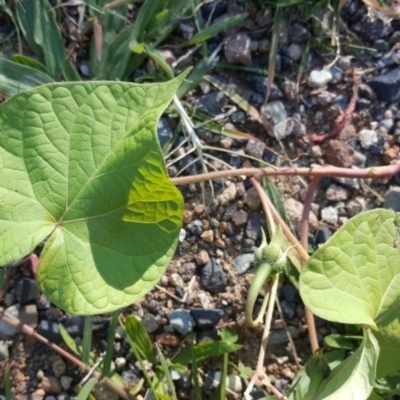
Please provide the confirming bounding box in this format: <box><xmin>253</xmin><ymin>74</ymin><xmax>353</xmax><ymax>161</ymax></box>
<box><xmin>0</xmin><ymin>74</ymin><xmax>187</xmax><ymax>314</ymax></box>
<box><xmin>300</xmin><ymin>209</ymin><xmax>400</xmax><ymax>377</ymax></box>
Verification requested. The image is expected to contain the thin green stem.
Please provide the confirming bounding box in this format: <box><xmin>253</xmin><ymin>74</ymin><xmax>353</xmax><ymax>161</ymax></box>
<box><xmin>82</xmin><ymin>316</ymin><xmax>93</xmax><ymax>364</ymax></box>
<box><xmin>102</xmin><ymin>310</ymin><xmax>119</xmax><ymax>377</ymax></box>
<box><xmin>245</xmin><ymin>265</ymin><xmax>273</xmax><ymax>327</ymax></box>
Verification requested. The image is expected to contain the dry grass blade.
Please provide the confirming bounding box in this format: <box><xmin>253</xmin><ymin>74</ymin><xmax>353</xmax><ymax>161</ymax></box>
<box><xmin>93</xmin><ymin>17</ymin><xmax>103</xmax><ymax>61</ymax></box>
<box><xmin>204</xmin><ymin>75</ymin><xmax>260</xmax><ymax>120</ymax></box>
<box><xmin>263</xmin><ymin>6</ymin><xmax>283</xmax><ymax>106</ymax></box>
<box><xmin>361</xmin><ymin>0</ymin><xmax>400</xmax><ymax>18</ymax></box>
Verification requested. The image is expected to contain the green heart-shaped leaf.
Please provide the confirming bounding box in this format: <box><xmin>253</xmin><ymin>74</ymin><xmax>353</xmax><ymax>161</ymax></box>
<box><xmin>300</xmin><ymin>209</ymin><xmax>400</xmax><ymax>377</ymax></box>
<box><xmin>0</xmin><ymin>74</ymin><xmax>187</xmax><ymax>314</ymax></box>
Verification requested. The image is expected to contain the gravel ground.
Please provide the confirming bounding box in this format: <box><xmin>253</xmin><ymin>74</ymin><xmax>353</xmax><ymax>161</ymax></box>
<box><xmin>2</xmin><ymin>0</ymin><xmax>400</xmax><ymax>399</ymax></box>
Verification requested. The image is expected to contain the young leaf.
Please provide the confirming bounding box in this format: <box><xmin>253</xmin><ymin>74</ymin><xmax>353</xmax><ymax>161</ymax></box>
<box><xmin>173</xmin><ymin>340</ymin><xmax>241</xmax><ymax>365</ymax></box>
<box><xmin>184</xmin><ymin>13</ymin><xmax>248</xmax><ymax>46</ymax></box>
<box><xmin>125</xmin><ymin>315</ymin><xmax>156</xmax><ymax>365</ymax></box>
<box><xmin>311</xmin><ymin>329</ymin><xmax>379</xmax><ymax>400</ymax></box>
<box><xmin>300</xmin><ymin>209</ymin><xmax>400</xmax><ymax>377</ymax></box>
<box><xmin>0</xmin><ymin>73</ymin><xmax>188</xmax><ymax>315</ymax></box>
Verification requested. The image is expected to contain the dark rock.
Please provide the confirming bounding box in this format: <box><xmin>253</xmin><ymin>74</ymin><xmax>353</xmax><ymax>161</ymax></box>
<box><xmin>200</xmin><ymin>259</ymin><xmax>228</xmax><ymax>293</ymax></box>
<box><xmin>230</xmin><ymin>111</ymin><xmax>246</xmax><ymax>123</ymax></box>
<box><xmin>175</xmin><ymin>287</ymin><xmax>184</xmax><ymax>299</ymax></box>
<box><xmin>384</xmin><ymin>187</ymin><xmax>400</xmax><ymax>211</ymax></box>
<box><xmin>356</xmin><ymin>98</ymin><xmax>371</xmax><ymax>110</ymax></box>
<box><xmin>280</xmin><ymin>300</ymin><xmax>296</xmax><ymax>320</ymax></box>
<box><xmin>280</xmin><ymin>283</ymin><xmax>297</xmax><ymax>303</ymax></box>
<box><xmin>186</xmin><ymin>219</ymin><xmax>203</xmax><ymax>235</ymax></box>
<box><xmin>368</xmin><ymin>68</ymin><xmax>400</xmax><ymax>103</ymax></box>
<box><xmin>201</xmin><ymin>0</ymin><xmax>227</xmax><ymax>21</ymax></box>
<box><xmin>15</xmin><ymin>278</ymin><xmax>40</xmax><ymax>304</ymax></box>
<box><xmin>315</xmin><ymin>226</ymin><xmax>332</xmax><ymax>246</ymax></box>
<box><xmin>246</xmin><ymin>212</ymin><xmax>262</xmax><ymax>241</ymax></box>
<box><xmin>38</xmin><ymin>320</ymin><xmax>61</xmax><ymax>344</ymax></box>
<box><xmin>262</xmin><ymin>148</ymin><xmax>278</xmax><ymax>164</ymax></box>
<box><xmin>178</xmin><ymin>22</ymin><xmax>195</xmax><ymax>40</ymax></box>
<box><xmin>36</xmin><ymin>294</ymin><xmax>51</xmax><ymax>311</ymax></box>
<box><xmin>199</xmin><ymin>91</ymin><xmax>227</xmax><ymax>115</ymax></box>
<box><xmin>319</xmin><ymin>177</ymin><xmax>332</xmax><ymax>191</ymax></box>
<box><xmin>157</xmin><ymin>118</ymin><xmax>173</xmax><ymax>148</ymax></box>
<box><xmin>289</xmin><ymin>23</ymin><xmax>310</xmax><ymax>42</ymax></box>
<box><xmin>224</xmin><ymin>33</ymin><xmax>252</xmax><ymax>66</ymax></box>
<box><xmin>354</xmin><ymin>17</ymin><xmax>394</xmax><ymax>42</ymax></box>
<box><xmin>142</xmin><ymin>314</ymin><xmax>159</xmax><ymax>333</ymax></box>
<box><xmin>209</xmin><ymin>218</ymin><xmax>220</xmax><ymax>229</ymax></box>
<box><xmin>63</xmin><ymin>316</ymin><xmax>85</xmax><ymax>337</ymax></box>
<box><xmin>369</xmin><ymin>143</ymin><xmax>384</xmax><ymax>156</ymax></box>
<box><xmin>191</xmin><ymin>308</ymin><xmax>224</xmax><ymax>330</ymax></box>
<box><xmin>178</xmin><ymin>262</ymin><xmax>197</xmax><ymax>282</ymax></box>
<box><xmin>196</xmin><ymin>329</ymin><xmax>220</xmax><ymax>343</ymax></box>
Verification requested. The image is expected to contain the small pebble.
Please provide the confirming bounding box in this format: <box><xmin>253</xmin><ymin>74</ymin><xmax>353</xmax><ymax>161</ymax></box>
<box><xmin>169</xmin><ymin>273</ymin><xmax>184</xmax><ymax>288</ymax></box>
<box><xmin>232</xmin><ymin>253</ymin><xmax>254</xmax><ymax>275</ymax></box>
<box><xmin>359</xmin><ymin>129</ymin><xmax>378</xmax><ymax>149</ymax></box>
<box><xmin>52</xmin><ymin>358</ymin><xmax>66</xmax><ymax>378</ymax></box>
<box><xmin>169</xmin><ymin>309</ymin><xmax>194</xmax><ymax>335</ymax></box>
<box><xmin>60</xmin><ymin>376</ymin><xmax>73</xmax><ymax>391</ymax></box>
<box><xmin>186</xmin><ymin>219</ymin><xmax>203</xmax><ymax>235</ymax></box>
<box><xmin>308</xmin><ymin>69</ymin><xmax>332</xmax><ymax>88</ymax></box>
<box><xmin>200</xmin><ymin>230</ymin><xmax>214</xmax><ymax>243</ymax></box>
<box><xmin>325</xmin><ymin>184</ymin><xmax>349</xmax><ymax>202</ymax></box>
<box><xmin>195</xmin><ymin>250</ymin><xmax>210</xmax><ymax>266</ymax></box>
<box><xmin>321</xmin><ymin>206</ymin><xmax>339</xmax><ymax>225</ymax></box>
<box><xmin>40</xmin><ymin>377</ymin><xmax>61</xmax><ymax>394</ymax></box>
<box><xmin>218</xmin><ymin>182</ymin><xmax>237</xmax><ymax>205</ymax></box>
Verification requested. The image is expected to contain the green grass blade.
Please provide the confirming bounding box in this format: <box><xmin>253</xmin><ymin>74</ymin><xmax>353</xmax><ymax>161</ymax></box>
<box><xmin>77</xmin><ymin>377</ymin><xmax>98</xmax><ymax>400</ymax></box>
<box><xmin>176</xmin><ymin>58</ymin><xmax>216</xmax><ymax>98</ymax></box>
<box><xmin>156</xmin><ymin>344</ymin><xmax>178</xmax><ymax>400</ymax></box>
<box><xmin>82</xmin><ymin>316</ymin><xmax>93</xmax><ymax>364</ymax></box>
<box><xmin>63</xmin><ymin>60</ymin><xmax>82</xmax><ymax>81</ymax></box>
<box><xmin>15</xmin><ymin>0</ymin><xmax>66</xmax><ymax>79</ymax></box>
<box><xmin>184</xmin><ymin>13</ymin><xmax>248</xmax><ymax>46</ymax></box>
<box><xmin>12</xmin><ymin>54</ymin><xmax>49</xmax><ymax>73</ymax></box>
<box><xmin>102</xmin><ymin>310</ymin><xmax>119</xmax><ymax>377</ymax></box>
<box><xmin>173</xmin><ymin>341</ymin><xmax>241</xmax><ymax>365</ymax></box>
<box><xmin>144</xmin><ymin>44</ymin><xmax>174</xmax><ymax>79</ymax></box>
<box><xmin>125</xmin><ymin>315</ymin><xmax>156</xmax><ymax>364</ymax></box>
<box><xmin>132</xmin><ymin>0</ymin><xmax>165</xmax><ymax>42</ymax></box>
<box><xmin>265</xmin><ymin>6</ymin><xmax>283</xmax><ymax>103</ymax></box>
<box><xmin>0</xmin><ymin>59</ymin><xmax>54</xmax><ymax>96</ymax></box>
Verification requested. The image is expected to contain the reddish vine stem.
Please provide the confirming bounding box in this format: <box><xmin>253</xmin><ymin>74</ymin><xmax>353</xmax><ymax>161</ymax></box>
<box><xmin>171</xmin><ymin>161</ymin><xmax>400</xmax><ymax>186</ymax></box>
<box><xmin>300</xmin><ymin>176</ymin><xmax>321</xmax><ymax>354</ymax></box>
<box><xmin>0</xmin><ymin>310</ymin><xmax>132</xmax><ymax>400</ymax></box>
